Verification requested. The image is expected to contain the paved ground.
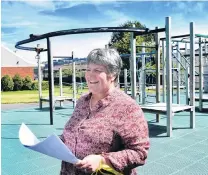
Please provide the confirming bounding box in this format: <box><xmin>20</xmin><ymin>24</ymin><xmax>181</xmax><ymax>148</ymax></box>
<box><xmin>1</xmin><ymin>103</ymin><xmax>39</xmax><ymax>110</ymax></box>
<box><xmin>1</xmin><ymin>97</ymin><xmax>208</xmax><ymax>175</ymax></box>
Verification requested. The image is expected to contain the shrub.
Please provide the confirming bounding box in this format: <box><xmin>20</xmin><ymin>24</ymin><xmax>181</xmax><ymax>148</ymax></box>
<box><xmin>42</xmin><ymin>81</ymin><xmax>49</xmax><ymax>90</ymax></box>
<box><xmin>31</xmin><ymin>81</ymin><xmax>39</xmax><ymax>90</ymax></box>
<box><xmin>22</xmin><ymin>76</ymin><xmax>33</xmax><ymax>90</ymax></box>
<box><xmin>31</xmin><ymin>81</ymin><xmax>49</xmax><ymax>90</ymax></box>
<box><xmin>13</xmin><ymin>74</ymin><xmax>23</xmax><ymax>91</ymax></box>
<box><xmin>1</xmin><ymin>75</ymin><xmax>14</xmax><ymax>91</ymax></box>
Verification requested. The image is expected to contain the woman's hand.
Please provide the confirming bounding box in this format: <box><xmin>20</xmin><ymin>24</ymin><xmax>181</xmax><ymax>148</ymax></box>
<box><xmin>75</xmin><ymin>154</ymin><xmax>103</xmax><ymax>173</ymax></box>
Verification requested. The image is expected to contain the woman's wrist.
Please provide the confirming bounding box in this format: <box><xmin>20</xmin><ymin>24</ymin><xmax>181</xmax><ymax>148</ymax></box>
<box><xmin>100</xmin><ymin>155</ymin><xmax>113</xmax><ymax>168</ymax></box>
<box><xmin>100</xmin><ymin>155</ymin><xmax>106</xmax><ymax>164</ymax></box>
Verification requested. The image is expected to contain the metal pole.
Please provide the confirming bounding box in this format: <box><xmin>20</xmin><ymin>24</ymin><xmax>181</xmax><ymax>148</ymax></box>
<box><xmin>130</xmin><ymin>24</ymin><xmax>137</xmax><ymax>99</ymax></box>
<box><xmin>185</xmin><ymin>43</ymin><xmax>189</xmax><ymax>105</ymax></box>
<box><xmin>59</xmin><ymin>68</ymin><xmax>63</xmax><ymax>96</ymax></box>
<box><xmin>172</xmin><ymin>46</ymin><xmax>175</xmax><ymax>103</ymax></box>
<box><xmin>155</xmin><ymin>31</ymin><xmax>160</xmax><ymax>122</ymax></box>
<box><xmin>124</xmin><ymin>69</ymin><xmax>128</xmax><ymax>94</ymax></box>
<box><xmin>47</xmin><ymin>38</ymin><xmax>54</xmax><ymax>125</ymax></box>
<box><xmin>117</xmin><ymin>72</ymin><xmax>120</xmax><ymax>88</ymax></box>
<box><xmin>72</xmin><ymin>52</ymin><xmax>77</xmax><ymax>107</ymax></box>
<box><xmin>138</xmin><ymin>69</ymin><xmax>141</xmax><ymax>102</ymax></box>
<box><xmin>166</xmin><ymin>17</ymin><xmax>172</xmax><ymax>137</ymax></box>
<box><xmin>139</xmin><ymin>70</ymin><xmax>142</xmax><ymax>103</ymax></box>
<box><xmin>142</xmin><ymin>42</ymin><xmax>146</xmax><ymax>104</ymax></box>
<box><xmin>80</xmin><ymin>62</ymin><xmax>83</xmax><ymax>92</ymax></box>
<box><xmin>204</xmin><ymin>40</ymin><xmax>208</xmax><ymax>93</ymax></box>
<box><xmin>199</xmin><ymin>37</ymin><xmax>203</xmax><ymax>111</ymax></box>
<box><xmin>205</xmin><ymin>40</ymin><xmax>208</xmax><ymax>63</ymax></box>
<box><xmin>190</xmin><ymin>22</ymin><xmax>195</xmax><ymax>128</ymax></box>
<box><xmin>176</xmin><ymin>42</ymin><xmax>180</xmax><ymax>104</ymax></box>
<box><xmin>162</xmin><ymin>40</ymin><xmax>166</xmax><ymax>102</ymax></box>
<box><xmin>59</xmin><ymin>67</ymin><xmax>63</xmax><ymax>107</ymax></box>
<box><xmin>143</xmin><ymin>70</ymin><xmax>146</xmax><ymax>104</ymax></box>
<box><xmin>172</xmin><ymin>68</ymin><xmax>174</xmax><ymax>103</ymax></box>
<box><xmin>37</xmin><ymin>44</ymin><xmax>42</xmax><ymax>109</ymax></box>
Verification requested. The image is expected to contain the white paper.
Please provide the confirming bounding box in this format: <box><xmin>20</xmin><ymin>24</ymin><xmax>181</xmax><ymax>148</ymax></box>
<box><xmin>19</xmin><ymin>123</ymin><xmax>79</xmax><ymax>164</ymax></box>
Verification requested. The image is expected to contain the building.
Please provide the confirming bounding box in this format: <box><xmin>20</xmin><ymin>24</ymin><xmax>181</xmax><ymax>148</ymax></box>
<box><xmin>1</xmin><ymin>45</ymin><xmax>36</xmax><ymax>79</ymax></box>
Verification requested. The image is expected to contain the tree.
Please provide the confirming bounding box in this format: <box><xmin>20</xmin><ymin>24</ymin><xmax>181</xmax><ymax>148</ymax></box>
<box><xmin>62</xmin><ymin>68</ymin><xmax>72</xmax><ymax>77</ymax></box>
<box><xmin>108</xmin><ymin>20</ymin><xmax>155</xmax><ymax>69</ymax></box>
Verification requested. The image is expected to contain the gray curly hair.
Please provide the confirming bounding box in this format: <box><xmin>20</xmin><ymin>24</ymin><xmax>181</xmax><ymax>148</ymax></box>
<box><xmin>87</xmin><ymin>48</ymin><xmax>123</xmax><ymax>83</ymax></box>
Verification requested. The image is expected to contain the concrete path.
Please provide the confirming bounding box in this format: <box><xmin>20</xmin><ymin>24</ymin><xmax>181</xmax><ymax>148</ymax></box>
<box><xmin>1</xmin><ymin>103</ymin><xmax>39</xmax><ymax>110</ymax></box>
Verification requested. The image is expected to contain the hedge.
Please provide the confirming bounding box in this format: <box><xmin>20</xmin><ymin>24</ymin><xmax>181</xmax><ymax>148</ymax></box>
<box><xmin>1</xmin><ymin>75</ymin><xmax>14</xmax><ymax>91</ymax></box>
<box><xmin>13</xmin><ymin>74</ymin><xmax>23</xmax><ymax>91</ymax></box>
<box><xmin>1</xmin><ymin>74</ymin><xmax>50</xmax><ymax>91</ymax></box>
<box><xmin>32</xmin><ymin>81</ymin><xmax>49</xmax><ymax>90</ymax></box>
<box><xmin>22</xmin><ymin>76</ymin><xmax>33</xmax><ymax>90</ymax></box>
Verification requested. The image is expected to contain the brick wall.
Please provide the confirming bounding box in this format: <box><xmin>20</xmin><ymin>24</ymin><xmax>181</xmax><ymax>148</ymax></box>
<box><xmin>1</xmin><ymin>67</ymin><xmax>34</xmax><ymax>79</ymax></box>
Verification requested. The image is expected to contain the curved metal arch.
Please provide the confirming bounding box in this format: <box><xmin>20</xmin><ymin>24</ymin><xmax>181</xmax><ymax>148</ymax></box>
<box><xmin>15</xmin><ymin>27</ymin><xmax>148</xmax><ymax>51</ymax></box>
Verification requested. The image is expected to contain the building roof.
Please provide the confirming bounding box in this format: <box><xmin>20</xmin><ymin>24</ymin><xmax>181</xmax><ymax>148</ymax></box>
<box><xmin>1</xmin><ymin>45</ymin><xmax>36</xmax><ymax>67</ymax></box>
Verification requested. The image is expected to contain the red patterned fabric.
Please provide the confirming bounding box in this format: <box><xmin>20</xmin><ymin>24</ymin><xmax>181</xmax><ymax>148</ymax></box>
<box><xmin>60</xmin><ymin>88</ymin><xmax>149</xmax><ymax>175</ymax></box>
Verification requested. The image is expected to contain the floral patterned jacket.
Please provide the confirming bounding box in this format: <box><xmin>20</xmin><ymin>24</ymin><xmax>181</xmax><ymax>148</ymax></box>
<box><xmin>60</xmin><ymin>88</ymin><xmax>150</xmax><ymax>175</ymax></box>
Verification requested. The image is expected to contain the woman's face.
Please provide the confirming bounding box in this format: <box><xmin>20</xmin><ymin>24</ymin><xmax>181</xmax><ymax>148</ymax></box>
<box><xmin>85</xmin><ymin>63</ymin><xmax>115</xmax><ymax>95</ymax></box>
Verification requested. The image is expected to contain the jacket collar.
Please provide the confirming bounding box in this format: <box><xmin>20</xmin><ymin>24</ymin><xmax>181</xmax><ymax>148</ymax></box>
<box><xmin>84</xmin><ymin>88</ymin><xmax>119</xmax><ymax>110</ymax></box>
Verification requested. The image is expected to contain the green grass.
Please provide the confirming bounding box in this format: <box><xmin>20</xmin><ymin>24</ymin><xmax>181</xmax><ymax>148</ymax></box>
<box><xmin>1</xmin><ymin>86</ymin><xmax>178</xmax><ymax>104</ymax></box>
<box><xmin>1</xmin><ymin>86</ymin><xmax>89</xmax><ymax>104</ymax></box>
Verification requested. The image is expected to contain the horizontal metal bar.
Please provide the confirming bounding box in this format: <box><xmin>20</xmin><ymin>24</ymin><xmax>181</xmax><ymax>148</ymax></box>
<box><xmin>146</xmin><ymin>83</ymin><xmax>156</xmax><ymax>84</ymax></box>
<box><xmin>161</xmin><ymin>34</ymin><xmax>190</xmax><ymax>40</ymax></box>
<box><xmin>53</xmin><ymin>56</ymin><xmax>73</xmax><ymax>58</ymax></box>
<box><xmin>173</xmin><ymin>48</ymin><xmax>186</xmax><ymax>50</ymax></box>
<box><xmin>195</xmin><ymin>34</ymin><xmax>208</xmax><ymax>38</ymax></box>
<box><xmin>172</xmin><ymin>39</ymin><xmax>208</xmax><ymax>44</ymax></box>
<box><xmin>147</xmin><ymin>95</ymin><xmax>156</xmax><ymax>97</ymax></box>
<box><xmin>183</xmin><ymin>53</ymin><xmax>208</xmax><ymax>57</ymax></box>
<box><xmin>145</xmin><ymin>101</ymin><xmax>155</xmax><ymax>104</ymax></box>
<box><xmin>15</xmin><ymin>27</ymin><xmax>147</xmax><ymax>51</ymax></box>
<box><xmin>120</xmin><ymin>51</ymin><xmax>156</xmax><ymax>57</ymax></box>
<box><xmin>162</xmin><ymin>34</ymin><xmax>208</xmax><ymax>42</ymax></box>
<box><xmin>45</xmin><ymin>58</ymin><xmax>87</xmax><ymax>64</ymax></box>
<box><xmin>172</xmin><ymin>39</ymin><xmax>200</xmax><ymax>44</ymax></box>
<box><xmin>137</xmin><ymin>52</ymin><xmax>156</xmax><ymax>56</ymax></box>
<box><xmin>136</xmin><ymin>45</ymin><xmax>156</xmax><ymax>48</ymax></box>
<box><xmin>15</xmin><ymin>45</ymin><xmax>47</xmax><ymax>52</ymax></box>
<box><xmin>144</xmin><ymin>69</ymin><xmax>156</xmax><ymax>71</ymax></box>
<box><xmin>135</xmin><ymin>27</ymin><xmax>166</xmax><ymax>36</ymax></box>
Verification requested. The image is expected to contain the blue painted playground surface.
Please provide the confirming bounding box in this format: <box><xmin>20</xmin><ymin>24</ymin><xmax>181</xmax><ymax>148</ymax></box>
<box><xmin>1</xmin><ymin>97</ymin><xmax>208</xmax><ymax>175</ymax></box>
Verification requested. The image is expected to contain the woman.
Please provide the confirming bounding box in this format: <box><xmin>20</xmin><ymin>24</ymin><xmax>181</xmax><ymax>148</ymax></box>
<box><xmin>60</xmin><ymin>48</ymin><xmax>149</xmax><ymax>175</ymax></box>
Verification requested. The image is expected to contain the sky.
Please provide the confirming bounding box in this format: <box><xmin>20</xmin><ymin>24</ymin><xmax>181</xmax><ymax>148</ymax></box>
<box><xmin>1</xmin><ymin>0</ymin><xmax>208</xmax><ymax>63</ymax></box>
